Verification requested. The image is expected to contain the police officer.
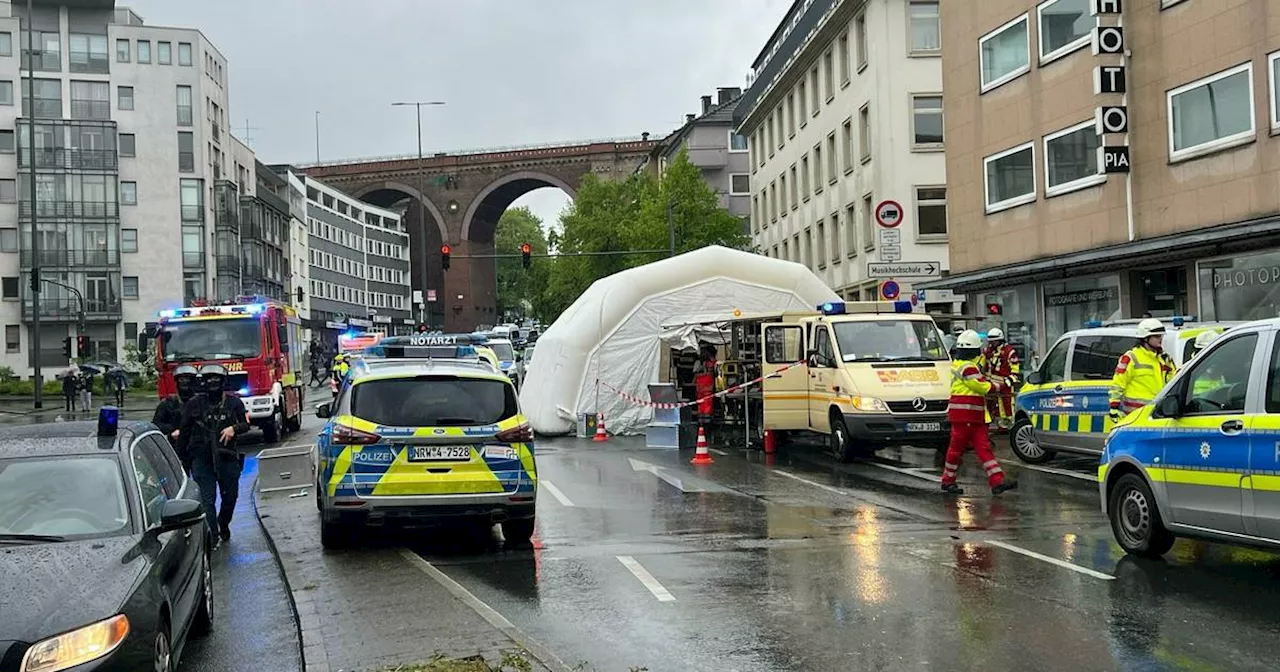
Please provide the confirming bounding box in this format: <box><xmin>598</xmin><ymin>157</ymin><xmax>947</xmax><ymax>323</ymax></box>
<box><xmin>1189</xmin><ymin>331</ymin><xmax>1225</xmax><ymax>398</ymax></box>
<box><xmin>943</xmin><ymin>330</ymin><xmax>1018</xmax><ymax>496</ymax></box>
<box><xmin>152</xmin><ymin>365</ymin><xmax>199</xmax><ymax>469</ymax></box>
<box><xmin>1189</xmin><ymin>330</ymin><xmax>1218</xmax><ymax>360</ymax></box>
<box><xmin>181</xmin><ymin>363</ymin><xmax>250</xmax><ymax>547</ymax></box>
<box><xmin>1109</xmin><ymin>318</ymin><xmax>1176</xmax><ymax>423</ymax></box>
<box><xmin>981</xmin><ymin>327</ymin><xmax>1021</xmax><ymax>431</ymax></box>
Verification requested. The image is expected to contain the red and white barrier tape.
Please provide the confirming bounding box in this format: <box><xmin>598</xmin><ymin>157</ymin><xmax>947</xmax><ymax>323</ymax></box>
<box><xmin>597</xmin><ymin>362</ymin><xmax>803</xmax><ymax>410</ymax></box>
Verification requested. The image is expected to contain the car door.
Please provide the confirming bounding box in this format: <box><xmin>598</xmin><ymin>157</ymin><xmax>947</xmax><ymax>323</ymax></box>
<box><xmin>1066</xmin><ymin>334</ymin><xmax>1134</xmax><ymax>454</ymax></box>
<box><xmin>140</xmin><ymin>434</ymin><xmax>202</xmax><ymax>621</ymax></box>
<box><xmin>130</xmin><ymin>437</ymin><xmax>191</xmax><ymax>618</ymax></box>
<box><xmin>1021</xmin><ymin>337</ymin><xmax>1072</xmax><ymax>451</ymax></box>
<box><xmin>1158</xmin><ymin>331</ymin><xmax>1259</xmax><ymax>535</ymax></box>
<box><xmin>761</xmin><ymin>322</ymin><xmax>808</xmax><ymax>430</ymax></box>
<box><xmin>1249</xmin><ymin>329</ymin><xmax>1280</xmax><ymax>540</ymax></box>
<box><xmin>808</xmin><ymin>324</ymin><xmax>838</xmax><ymax>433</ymax></box>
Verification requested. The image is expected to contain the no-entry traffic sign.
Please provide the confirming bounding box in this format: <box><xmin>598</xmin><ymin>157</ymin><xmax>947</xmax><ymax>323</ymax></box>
<box><xmin>880</xmin><ymin>280</ymin><xmax>901</xmax><ymax>300</ymax></box>
<box><xmin>875</xmin><ymin>200</ymin><xmax>904</xmax><ymax>228</ymax></box>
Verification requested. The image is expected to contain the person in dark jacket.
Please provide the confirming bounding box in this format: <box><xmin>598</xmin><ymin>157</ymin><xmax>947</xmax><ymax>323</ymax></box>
<box><xmin>153</xmin><ymin>365</ymin><xmax>198</xmax><ymax>469</ymax></box>
<box><xmin>180</xmin><ymin>364</ymin><xmax>250</xmax><ymax>546</ymax></box>
<box><xmin>61</xmin><ymin>371</ymin><xmax>78</xmax><ymax>412</ymax></box>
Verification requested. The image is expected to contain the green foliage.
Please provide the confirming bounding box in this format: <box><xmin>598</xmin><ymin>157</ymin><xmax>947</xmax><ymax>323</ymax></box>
<box><xmin>122</xmin><ymin>340</ymin><xmax>158</xmax><ymax>382</ymax></box>
<box><xmin>493</xmin><ymin>207</ymin><xmax>551</xmax><ymax>322</ymax></box>
<box><xmin>0</xmin><ymin>366</ymin><xmax>16</xmax><ymax>384</ymax></box>
<box><xmin>534</xmin><ymin>147</ymin><xmax>749</xmax><ymax>321</ymax></box>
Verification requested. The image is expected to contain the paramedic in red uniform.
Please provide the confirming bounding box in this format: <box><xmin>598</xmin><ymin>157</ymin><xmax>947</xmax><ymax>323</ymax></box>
<box><xmin>944</xmin><ymin>330</ymin><xmax>1018</xmax><ymax>496</ymax></box>
<box><xmin>981</xmin><ymin>327</ymin><xmax>1021</xmax><ymax>431</ymax></box>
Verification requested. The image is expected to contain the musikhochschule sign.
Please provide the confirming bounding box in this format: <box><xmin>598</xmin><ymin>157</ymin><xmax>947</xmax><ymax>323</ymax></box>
<box><xmin>1045</xmin><ymin>287</ymin><xmax>1119</xmax><ymax>307</ymax></box>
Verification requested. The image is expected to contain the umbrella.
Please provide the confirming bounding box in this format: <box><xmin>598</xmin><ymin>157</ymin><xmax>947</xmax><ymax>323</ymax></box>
<box><xmin>77</xmin><ymin>363</ymin><xmax>104</xmax><ymax>375</ymax></box>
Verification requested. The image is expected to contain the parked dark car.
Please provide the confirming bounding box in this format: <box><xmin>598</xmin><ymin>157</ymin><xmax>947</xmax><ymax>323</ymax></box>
<box><xmin>0</xmin><ymin>414</ymin><xmax>212</xmax><ymax>672</ymax></box>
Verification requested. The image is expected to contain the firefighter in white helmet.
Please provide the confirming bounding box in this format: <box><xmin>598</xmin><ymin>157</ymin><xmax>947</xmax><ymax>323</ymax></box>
<box><xmin>980</xmin><ymin>327</ymin><xmax>1020</xmax><ymax>431</ymax></box>
<box><xmin>944</xmin><ymin>330</ymin><xmax>1017</xmax><ymax>496</ymax></box>
<box><xmin>1109</xmin><ymin>318</ymin><xmax>1176</xmax><ymax>423</ymax></box>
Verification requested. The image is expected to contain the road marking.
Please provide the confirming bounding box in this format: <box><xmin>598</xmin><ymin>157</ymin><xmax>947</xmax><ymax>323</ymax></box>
<box><xmin>400</xmin><ymin>550</ymin><xmax>573</xmax><ymax>670</ymax></box>
<box><xmin>771</xmin><ymin>468</ymin><xmax>848</xmax><ymax>495</ymax></box>
<box><xmin>986</xmin><ymin>540</ymin><xmax>1114</xmax><ymax>581</ymax></box>
<box><xmin>628</xmin><ymin>458</ymin><xmax>703</xmax><ymax>492</ymax></box>
<box><xmin>1016</xmin><ymin>464</ymin><xmax>1098</xmax><ymax>482</ymax></box>
<box><xmin>617</xmin><ymin>555</ymin><xmax>677</xmax><ymax>602</ymax></box>
<box><xmin>540</xmin><ymin>480</ymin><xmax>575</xmax><ymax>507</ymax></box>
<box><xmin>709</xmin><ymin>448</ymin><xmax>729</xmax><ymax>456</ymax></box>
<box><xmin>865</xmin><ymin>460</ymin><xmax>942</xmax><ymax>482</ymax></box>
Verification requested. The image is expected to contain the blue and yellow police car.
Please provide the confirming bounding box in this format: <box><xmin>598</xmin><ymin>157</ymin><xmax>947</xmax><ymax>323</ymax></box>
<box><xmin>1100</xmin><ymin>318</ymin><xmax>1280</xmax><ymax>556</ymax></box>
<box><xmin>313</xmin><ymin>334</ymin><xmax>537</xmax><ymax>548</ymax></box>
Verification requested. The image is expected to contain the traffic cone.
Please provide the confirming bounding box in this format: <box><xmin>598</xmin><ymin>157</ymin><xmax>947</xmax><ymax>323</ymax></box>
<box><xmin>763</xmin><ymin>430</ymin><xmax>777</xmax><ymax>455</ymax></box>
<box><xmin>691</xmin><ymin>426</ymin><xmax>714</xmax><ymax>465</ymax></box>
<box><xmin>592</xmin><ymin>413</ymin><xmax>608</xmax><ymax>442</ymax></box>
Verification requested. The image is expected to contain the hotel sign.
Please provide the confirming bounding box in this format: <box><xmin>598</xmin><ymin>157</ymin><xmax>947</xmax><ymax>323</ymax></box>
<box><xmin>1092</xmin><ymin>0</ymin><xmax>1129</xmax><ymax>175</ymax></box>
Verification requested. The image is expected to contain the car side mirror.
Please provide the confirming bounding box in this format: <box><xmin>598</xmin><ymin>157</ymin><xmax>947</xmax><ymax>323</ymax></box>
<box><xmin>158</xmin><ymin>498</ymin><xmax>204</xmax><ymax>533</ymax></box>
<box><xmin>315</xmin><ymin>403</ymin><xmax>332</xmax><ymax>419</ymax></box>
<box><xmin>1025</xmin><ymin>370</ymin><xmax>1042</xmax><ymax>385</ymax></box>
<box><xmin>1155</xmin><ymin>394</ymin><xmax>1183</xmax><ymax>418</ymax></box>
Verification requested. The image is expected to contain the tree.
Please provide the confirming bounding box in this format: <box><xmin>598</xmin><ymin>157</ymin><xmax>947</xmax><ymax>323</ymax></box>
<box><xmin>493</xmin><ymin>207</ymin><xmax>550</xmax><ymax>320</ymax></box>
<box><xmin>536</xmin><ymin>147</ymin><xmax>750</xmax><ymax>320</ymax></box>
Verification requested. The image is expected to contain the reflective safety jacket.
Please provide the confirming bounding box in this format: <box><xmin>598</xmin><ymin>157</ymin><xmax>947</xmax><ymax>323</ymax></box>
<box><xmin>981</xmin><ymin>343</ymin><xmax>1021</xmax><ymax>382</ymax></box>
<box><xmin>950</xmin><ymin>358</ymin><xmax>1002</xmax><ymax>424</ymax></box>
<box><xmin>1109</xmin><ymin>346</ymin><xmax>1175</xmax><ymax>416</ymax></box>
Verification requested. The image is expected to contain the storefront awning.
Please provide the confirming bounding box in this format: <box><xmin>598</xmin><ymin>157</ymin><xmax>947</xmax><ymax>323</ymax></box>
<box><xmin>918</xmin><ymin>213</ymin><xmax>1280</xmax><ymax>293</ymax></box>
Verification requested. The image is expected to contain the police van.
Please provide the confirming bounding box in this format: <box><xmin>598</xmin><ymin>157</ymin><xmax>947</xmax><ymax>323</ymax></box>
<box><xmin>1011</xmin><ymin>318</ymin><xmax>1239</xmax><ymax>464</ymax></box>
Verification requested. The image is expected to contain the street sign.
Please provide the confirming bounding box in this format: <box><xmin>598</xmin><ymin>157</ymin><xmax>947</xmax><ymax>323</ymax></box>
<box><xmin>880</xmin><ymin>280</ymin><xmax>900</xmax><ymax>300</ymax></box>
<box><xmin>867</xmin><ymin>261</ymin><xmax>942</xmax><ymax>278</ymax></box>
<box><xmin>426</xmin><ymin>289</ymin><xmax>438</xmax><ymax>303</ymax></box>
<box><xmin>877</xmin><ymin>227</ymin><xmax>902</xmax><ymax>261</ymax></box>
<box><xmin>875</xmin><ymin>200</ymin><xmax>904</xmax><ymax>228</ymax></box>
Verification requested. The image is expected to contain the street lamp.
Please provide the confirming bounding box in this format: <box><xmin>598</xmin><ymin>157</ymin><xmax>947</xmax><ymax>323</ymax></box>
<box><xmin>391</xmin><ymin>101</ymin><xmax>445</xmax><ymax>327</ymax></box>
<box><xmin>25</xmin><ymin>0</ymin><xmax>43</xmax><ymax>408</ymax></box>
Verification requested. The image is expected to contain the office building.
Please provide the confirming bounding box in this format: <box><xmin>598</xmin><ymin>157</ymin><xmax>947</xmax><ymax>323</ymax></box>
<box><xmin>735</xmin><ymin>0</ymin><xmax>959</xmax><ymax>313</ymax></box>
<box><xmin>646</xmin><ymin>87</ymin><xmax>751</xmax><ymax>221</ymax></box>
<box><xmin>923</xmin><ymin>0</ymin><xmax>1280</xmax><ymax>355</ymax></box>
<box><xmin>269</xmin><ymin>164</ymin><xmax>310</xmax><ymax>324</ymax></box>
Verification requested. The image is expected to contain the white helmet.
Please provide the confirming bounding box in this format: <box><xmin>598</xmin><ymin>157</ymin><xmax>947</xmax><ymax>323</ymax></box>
<box><xmin>955</xmin><ymin>330</ymin><xmax>983</xmax><ymax>349</ymax></box>
<box><xmin>1194</xmin><ymin>330</ymin><xmax>1219</xmax><ymax>350</ymax></box>
<box><xmin>987</xmin><ymin>327</ymin><xmax>1005</xmax><ymax>341</ymax></box>
<box><xmin>1135</xmin><ymin>318</ymin><xmax>1165</xmax><ymax>338</ymax></box>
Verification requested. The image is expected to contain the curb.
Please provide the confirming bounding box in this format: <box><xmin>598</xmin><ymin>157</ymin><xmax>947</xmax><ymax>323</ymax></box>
<box><xmin>251</xmin><ymin>478</ymin><xmax>311</xmax><ymax>672</ymax></box>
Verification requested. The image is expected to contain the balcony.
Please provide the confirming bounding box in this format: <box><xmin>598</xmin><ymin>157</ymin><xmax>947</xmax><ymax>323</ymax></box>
<box><xmin>23</xmin><ymin>297</ymin><xmax>122</xmax><ymax>323</ymax></box>
<box><xmin>19</xmin><ymin>201</ymin><xmax>120</xmax><ymax>219</ymax></box>
<box><xmin>69</xmin><ymin>56</ymin><xmax>110</xmax><ymax>75</ymax></box>
<box><xmin>18</xmin><ymin>147</ymin><xmax>118</xmax><ymax>171</ymax></box>
<box><xmin>686</xmin><ymin>146</ymin><xmax>729</xmax><ymax>168</ymax></box>
<box><xmin>21</xmin><ymin>249</ymin><xmax>120</xmax><ymax>268</ymax></box>
<box><xmin>70</xmin><ymin>99</ymin><xmax>111</xmax><ymax>121</ymax></box>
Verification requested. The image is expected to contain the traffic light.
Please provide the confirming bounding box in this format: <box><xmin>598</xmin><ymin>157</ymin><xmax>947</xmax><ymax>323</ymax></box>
<box><xmin>29</xmin><ymin>268</ymin><xmax>39</xmax><ymax>294</ymax></box>
<box><xmin>987</xmin><ymin>302</ymin><xmax>1003</xmax><ymax>316</ymax></box>
<box><xmin>520</xmin><ymin>242</ymin><xmax>531</xmax><ymax>269</ymax></box>
<box><xmin>76</xmin><ymin>335</ymin><xmax>89</xmax><ymax>359</ymax></box>
<box><xmin>62</xmin><ymin>337</ymin><xmax>72</xmax><ymax>358</ymax></box>
<box><xmin>417</xmin><ymin>323</ymin><xmax>428</xmax><ymax>333</ymax></box>
<box><xmin>441</xmin><ymin>244</ymin><xmax>451</xmax><ymax>271</ymax></box>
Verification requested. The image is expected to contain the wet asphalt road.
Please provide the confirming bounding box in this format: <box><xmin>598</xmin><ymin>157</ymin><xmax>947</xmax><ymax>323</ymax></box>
<box><xmin>396</xmin><ymin>430</ymin><xmax>1280</xmax><ymax>672</ymax></box>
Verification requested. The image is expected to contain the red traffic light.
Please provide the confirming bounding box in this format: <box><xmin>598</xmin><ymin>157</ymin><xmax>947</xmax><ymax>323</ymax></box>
<box><xmin>987</xmin><ymin>303</ymin><xmax>1003</xmax><ymax>315</ymax></box>
<box><xmin>417</xmin><ymin>323</ymin><xmax>428</xmax><ymax>333</ymax></box>
<box><xmin>520</xmin><ymin>243</ymin><xmax>531</xmax><ymax>254</ymax></box>
<box><xmin>440</xmin><ymin>244</ymin><xmax>451</xmax><ymax>270</ymax></box>
<box><xmin>441</xmin><ymin>244</ymin><xmax>451</xmax><ymax>255</ymax></box>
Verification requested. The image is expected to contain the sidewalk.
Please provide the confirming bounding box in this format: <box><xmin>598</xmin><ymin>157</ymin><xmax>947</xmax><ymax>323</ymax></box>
<box><xmin>255</xmin><ymin>487</ymin><xmax>553</xmax><ymax>672</ymax></box>
<box><xmin>0</xmin><ymin>392</ymin><xmax>157</xmax><ymax>416</ymax></box>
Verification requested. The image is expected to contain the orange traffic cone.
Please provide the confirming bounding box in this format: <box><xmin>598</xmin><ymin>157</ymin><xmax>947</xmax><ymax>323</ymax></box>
<box><xmin>592</xmin><ymin>413</ymin><xmax>608</xmax><ymax>442</ymax></box>
<box><xmin>691</xmin><ymin>426</ymin><xmax>713</xmax><ymax>465</ymax></box>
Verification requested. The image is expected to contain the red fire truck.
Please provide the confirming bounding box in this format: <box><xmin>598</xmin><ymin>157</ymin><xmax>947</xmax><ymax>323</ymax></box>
<box><xmin>141</xmin><ymin>296</ymin><xmax>306</xmax><ymax>443</ymax></box>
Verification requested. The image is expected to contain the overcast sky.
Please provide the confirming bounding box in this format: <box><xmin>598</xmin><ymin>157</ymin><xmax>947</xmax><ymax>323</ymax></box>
<box><xmin>125</xmin><ymin>0</ymin><xmax>788</xmax><ymax>228</ymax></box>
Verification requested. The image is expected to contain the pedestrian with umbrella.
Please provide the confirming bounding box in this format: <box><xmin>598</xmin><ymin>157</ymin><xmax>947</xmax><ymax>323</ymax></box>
<box><xmin>60</xmin><ymin>367</ymin><xmax>79</xmax><ymax>412</ymax></box>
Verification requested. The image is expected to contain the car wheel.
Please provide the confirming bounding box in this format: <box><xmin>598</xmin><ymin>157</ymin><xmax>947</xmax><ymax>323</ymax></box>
<box><xmin>320</xmin><ymin>518</ymin><xmax>351</xmax><ymax>549</ymax></box>
<box><xmin>1010</xmin><ymin>417</ymin><xmax>1055</xmax><ymax>464</ymax></box>
<box><xmin>1109</xmin><ymin>473</ymin><xmax>1176</xmax><ymax>557</ymax></box>
<box><xmin>190</xmin><ymin>551</ymin><xmax>213</xmax><ymax>635</ymax></box>
<box><xmin>830</xmin><ymin>414</ymin><xmax>858</xmax><ymax>463</ymax></box>
<box><xmin>262</xmin><ymin>407</ymin><xmax>281</xmax><ymax>444</ymax></box>
<box><xmin>153</xmin><ymin>619</ymin><xmax>173</xmax><ymax>672</ymax></box>
<box><xmin>501</xmin><ymin>518</ymin><xmax>535</xmax><ymax>545</ymax></box>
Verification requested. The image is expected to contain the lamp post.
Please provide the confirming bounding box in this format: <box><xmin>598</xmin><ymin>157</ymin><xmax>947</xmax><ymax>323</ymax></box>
<box><xmin>391</xmin><ymin>101</ymin><xmax>445</xmax><ymax>327</ymax></box>
<box><xmin>25</xmin><ymin>0</ymin><xmax>42</xmax><ymax>408</ymax></box>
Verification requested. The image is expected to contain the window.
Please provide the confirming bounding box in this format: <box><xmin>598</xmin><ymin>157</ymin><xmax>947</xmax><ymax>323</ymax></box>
<box><xmin>859</xmin><ymin>104</ymin><xmax>872</xmax><ymax>162</ymax></box>
<box><xmin>838</xmin><ymin>33</ymin><xmax>851</xmax><ymax>84</ymax></box>
<box><xmin>123</xmin><ymin>276</ymin><xmax>139</xmax><ymax>299</ymax></box>
<box><xmin>786</xmin><ymin>93</ymin><xmax>796</xmax><ymax>136</ymax></box>
<box><xmin>176</xmin><ymin>85</ymin><xmax>192</xmax><ymax>126</ymax></box>
<box><xmin>0</xmin><ymin>32</ymin><xmax>10</xmax><ymax>57</ymax></box>
<box><xmin>984</xmin><ymin>142</ymin><xmax>1036</xmax><ymax>213</ymax></box>
<box><xmin>70</xmin><ymin>80</ymin><xmax>110</xmax><ymax>120</ymax></box>
<box><xmin>5</xmin><ymin>325</ymin><xmax>17</xmax><ymax>353</ymax></box>
<box><xmin>770</xmin><ymin>181</ymin><xmax>777</xmax><ymax>222</ymax></box>
<box><xmin>862</xmin><ymin>194</ymin><xmax>875</xmax><ymax>251</ymax></box>
<box><xmin>776</xmin><ymin>105</ymin><xmax>785</xmax><ymax>148</ymax></box>
<box><xmin>1044</xmin><ymin>120</ymin><xmax>1102</xmax><ymax>195</ymax></box>
<box><xmin>0</xmin><ymin>80</ymin><xmax>11</xmax><ymax>106</ymax></box>
<box><xmin>157</xmin><ymin>41</ymin><xmax>171</xmax><ymax>65</ymax></box>
<box><xmin>69</xmin><ymin>34</ymin><xmax>109</xmax><ymax>74</ymax></box>
<box><xmin>765</xmin><ymin>325</ymin><xmax>804</xmax><ymax>363</ymax></box>
<box><xmin>1068</xmin><ymin>335</ymin><xmax>1130</xmax><ymax>380</ymax></box>
<box><xmin>1181</xmin><ymin>333</ymin><xmax>1256</xmax><ymax>414</ymax></box>
<box><xmin>122</xmin><ymin>229</ymin><xmax>138</xmax><ymax>253</ymax></box>
<box><xmin>1038</xmin><ymin>338</ymin><xmax>1070</xmax><ymax>384</ymax></box>
<box><xmin>1</xmin><ymin>277</ymin><xmax>16</xmax><ymax>299</ymax></box>
<box><xmin>116</xmin><ymin>38</ymin><xmax>129</xmax><ymax>63</ymax></box>
<box><xmin>801</xmin><ymin>155</ymin><xmax>811</xmax><ymax>197</ymax></box>
<box><xmin>0</xmin><ymin>179</ymin><xmax>14</xmax><ymax>203</ymax></box>
<box><xmin>1037</xmin><ymin>0</ymin><xmax>1091</xmax><ymax>63</ymax></box>
<box><xmin>845</xmin><ymin>204</ymin><xmax>857</xmax><ymax>256</ymax></box>
<box><xmin>178</xmin><ymin>42</ymin><xmax>192</xmax><ymax>66</ymax></box>
<box><xmin>823</xmin><ymin>49</ymin><xmax>835</xmax><ymax>100</ymax></box>
<box><xmin>0</xmin><ymin>130</ymin><xmax>11</xmax><ymax>154</ymax></box>
<box><xmin>789</xmin><ymin>165</ymin><xmax>798</xmax><ymax>207</ymax></box>
<box><xmin>826</xmin><ymin>133</ymin><xmax>837</xmax><ymax>182</ymax></box>
<box><xmin>120</xmin><ymin>181</ymin><xmax>137</xmax><ymax>205</ymax></box>
<box><xmin>0</xmin><ymin>228</ymin><xmax>15</xmax><ymax>252</ymax></box>
<box><xmin>729</xmin><ymin>174</ymin><xmax>749</xmax><ymax>195</ymax></box>
<box><xmin>810</xmin><ymin>66</ymin><xmax>820</xmax><ymax>113</ymax></box>
<box><xmin>780</xmin><ymin>173</ymin><xmax>789</xmax><ymax>214</ymax></box>
<box><xmin>180</xmin><ymin>179</ymin><xmax>203</xmax><ymax>221</ymax></box>
<box><xmin>911</xmin><ymin>95</ymin><xmax>944</xmax><ymax>149</ymax></box>
<box><xmin>178</xmin><ymin>132</ymin><xmax>194</xmax><ymax>172</ymax></box>
<box><xmin>980</xmin><ymin>14</ymin><xmax>1030</xmax><ymax>92</ymax></box>
<box><xmin>118</xmin><ymin>85</ymin><xmax>133</xmax><ymax>110</ymax></box>
<box><xmin>813</xmin><ymin>143</ymin><xmax>824</xmax><ymax>192</ymax></box>
<box><xmin>22</xmin><ymin>31</ymin><xmax>60</xmax><ymax>71</ymax></box>
<box><xmin>119</xmin><ymin>133</ymin><xmax>136</xmax><ymax>157</ymax></box>
<box><xmin>1271</xmin><ymin>51</ymin><xmax>1280</xmax><ymax>131</ymax></box>
<box><xmin>916</xmin><ymin>187</ymin><xmax>947</xmax><ymax>239</ymax></box>
<box><xmin>816</xmin><ymin>220</ymin><xmax>826</xmax><ymax>267</ymax></box>
<box><xmin>910</xmin><ymin>1</ymin><xmax>941</xmax><ymax>54</ymax></box>
<box><xmin>798</xmin><ymin>79</ymin><xmax>807</xmax><ymax>123</ymax></box>
<box><xmin>20</xmin><ymin>78</ymin><xmax>61</xmax><ymax>117</ymax></box>
<box><xmin>841</xmin><ymin>119</ymin><xmax>854</xmax><ymax>171</ymax></box>
<box><xmin>855</xmin><ymin>12</ymin><xmax>868</xmax><ymax>69</ymax></box>
<box><xmin>1168</xmin><ymin>63</ymin><xmax>1255</xmax><ymax>161</ymax></box>
<box><xmin>137</xmin><ymin>40</ymin><xmax>151</xmax><ymax>64</ymax></box>
<box><xmin>729</xmin><ymin>131</ymin><xmax>748</xmax><ymax>152</ymax></box>
<box><xmin>131</xmin><ymin>443</ymin><xmax>172</xmax><ymax>526</ymax></box>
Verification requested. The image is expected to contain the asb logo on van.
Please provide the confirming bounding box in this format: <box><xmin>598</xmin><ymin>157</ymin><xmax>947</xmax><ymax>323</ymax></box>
<box><xmin>876</xmin><ymin>369</ymin><xmax>940</xmax><ymax>384</ymax></box>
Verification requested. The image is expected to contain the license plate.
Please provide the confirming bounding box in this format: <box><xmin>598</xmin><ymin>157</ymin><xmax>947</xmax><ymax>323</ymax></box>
<box><xmin>407</xmin><ymin>446</ymin><xmax>473</xmax><ymax>462</ymax></box>
<box><xmin>905</xmin><ymin>422</ymin><xmax>942</xmax><ymax>433</ymax></box>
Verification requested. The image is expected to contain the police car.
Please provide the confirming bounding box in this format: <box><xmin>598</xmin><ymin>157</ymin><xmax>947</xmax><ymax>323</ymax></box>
<box><xmin>1101</xmin><ymin>317</ymin><xmax>1280</xmax><ymax>556</ymax></box>
<box><xmin>1010</xmin><ymin>318</ymin><xmax>1239</xmax><ymax>464</ymax></box>
<box><xmin>313</xmin><ymin>334</ymin><xmax>536</xmax><ymax>548</ymax></box>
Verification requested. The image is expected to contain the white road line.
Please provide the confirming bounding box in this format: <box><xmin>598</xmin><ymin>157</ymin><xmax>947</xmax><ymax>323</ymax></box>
<box><xmin>986</xmin><ymin>540</ymin><xmax>1115</xmax><ymax>581</ymax></box>
<box><xmin>771</xmin><ymin>468</ymin><xmax>848</xmax><ymax>495</ymax></box>
<box><xmin>399</xmin><ymin>550</ymin><xmax>574</xmax><ymax>670</ymax></box>
<box><xmin>709</xmin><ymin>448</ymin><xmax>729</xmax><ymax>456</ymax></box>
<box><xmin>617</xmin><ymin>555</ymin><xmax>677</xmax><ymax>602</ymax></box>
<box><xmin>540</xmin><ymin>480</ymin><xmax>575</xmax><ymax>507</ymax></box>
<box><xmin>866</xmin><ymin>460</ymin><xmax>942</xmax><ymax>482</ymax></box>
<box><xmin>1016</xmin><ymin>463</ymin><xmax>1099</xmax><ymax>482</ymax></box>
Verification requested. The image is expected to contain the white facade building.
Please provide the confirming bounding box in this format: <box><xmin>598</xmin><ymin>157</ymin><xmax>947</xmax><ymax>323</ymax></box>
<box><xmin>736</xmin><ymin>0</ymin><xmax>959</xmax><ymax>311</ymax></box>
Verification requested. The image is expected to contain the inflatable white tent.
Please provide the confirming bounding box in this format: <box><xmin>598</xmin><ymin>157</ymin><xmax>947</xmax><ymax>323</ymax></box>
<box><xmin>520</xmin><ymin>245</ymin><xmax>839</xmax><ymax>435</ymax></box>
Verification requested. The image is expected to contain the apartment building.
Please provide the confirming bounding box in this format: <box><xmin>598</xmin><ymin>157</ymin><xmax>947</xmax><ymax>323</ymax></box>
<box><xmin>304</xmin><ymin>176</ymin><xmax>413</xmax><ymax>346</ymax></box>
<box><xmin>646</xmin><ymin>87</ymin><xmax>751</xmax><ymax>221</ymax></box>
<box><xmin>925</xmin><ymin>0</ymin><xmax>1280</xmax><ymax>355</ymax></box>
<box><xmin>735</xmin><ymin>0</ymin><xmax>959</xmax><ymax>312</ymax></box>
<box><xmin>0</xmin><ymin>1</ymin><xmax>233</xmax><ymax>374</ymax></box>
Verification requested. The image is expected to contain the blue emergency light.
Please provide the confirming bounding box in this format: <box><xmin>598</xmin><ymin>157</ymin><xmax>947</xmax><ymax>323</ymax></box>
<box><xmin>246</xmin><ymin>303</ymin><xmax>265</xmax><ymax>314</ymax></box>
<box><xmin>159</xmin><ymin>309</ymin><xmax>178</xmax><ymax>319</ymax></box>
<box><xmin>98</xmin><ymin>406</ymin><xmax>119</xmax><ymax>437</ymax></box>
<box><xmin>237</xmin><ymin>387</ymin><xmax>250</xmax><ymax>396</ymax></box>
<box><xmin>1085</xmin><ymin>320</ymin><xmax>1103</xmax><ymax>328</ymax></box>
<box><xmin>892</xmin><ymin>301</ymin><xmax>912</xmax><ymax>313</ymax></box>
<box><xmin>819</xmin><ymin>301</ymin><xmax>846</xmax><ymax>315</ymax></box>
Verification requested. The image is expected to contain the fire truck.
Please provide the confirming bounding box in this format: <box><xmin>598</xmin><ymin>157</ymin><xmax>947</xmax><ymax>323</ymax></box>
<box><xmin>141</xmin><ymin>296</ymin><xmax>306</xmax><ymax>443</ymax></box>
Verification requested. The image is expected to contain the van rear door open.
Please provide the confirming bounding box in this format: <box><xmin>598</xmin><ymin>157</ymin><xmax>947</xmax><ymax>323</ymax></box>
<box><xmin>761</xmin><ymin>322</ymin><xmax>808</xmax><ymax>430</ymax></box>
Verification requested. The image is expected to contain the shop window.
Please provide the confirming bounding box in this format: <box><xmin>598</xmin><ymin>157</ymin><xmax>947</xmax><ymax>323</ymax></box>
<box><xmin>1038</xmin><ymin>338</ymin><xmax>1070</xmax><ymax>384</ymax></box>
<box><xmin>1037</xmin><ymin>0</ymin><xmax>1091</xmax><ymax>64</ymax></box>
<box><xmin>1197</xmin><ymin>252</ymin><xmax>1280</xmax><ymax>321</ymax></box>
<box><xmin>980</xmin><ymin>14</ymin><xmax>1029</xmax><ymax>92</ymax></box>
<box><xmin>1167</xmin><ymin>63</ymin><xmax>1254</xmax><ymax>162</ymax></box>
<box><xmin>1044</xmin><ymin>277</ymin><xmax>1122</xmax><ymax>343</ymax></box>
<box><xmin>1070</xmin><ymin>335</ymin><xmax>1131</xmax><ymax>380</ymax></box>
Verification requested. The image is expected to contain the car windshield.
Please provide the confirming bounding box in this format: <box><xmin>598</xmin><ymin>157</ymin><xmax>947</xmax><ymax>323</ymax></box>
<box><xmin>0</xmin><ymin>456</ymin><xmax>130</xmax><ymax>541</ymax></box>
<box><xmin>490</xmin><ymin>342</ymin><xmax>515</xmax><ymax>361</ymax></box>
<box><xmin>351</xmin><ymin>376</ymin><xmax>518</xmax><ymax>427</ymax></box>
<box><xmin>162</xmin><ymin>317</ymin><xmax>262</xmax><ymax>361</ymax></box>
<box><xmin>833</xmin><ymin>319</ymin><xmax>949</xmax><ymax>362</ymax></box>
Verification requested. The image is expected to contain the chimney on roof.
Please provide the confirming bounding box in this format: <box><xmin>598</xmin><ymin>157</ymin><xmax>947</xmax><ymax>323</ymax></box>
<box><xmin>686</xmin><ymin>113</ymin><xmax>696</xmax><ymax>123</ymax></box>
<box><xmin>701</xmin><ymin>96</ymin><xmax>713</xmax><ymax>115</ymax></box>
<box><xmin>642</xmin><ymin>132</ymin><xmax>650</xmax><ymax>141</ymax></box>
<box><xmin>718</xmin><ymin>87</ymin><xmax>742</xmax><ymax>105</ymax></box>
